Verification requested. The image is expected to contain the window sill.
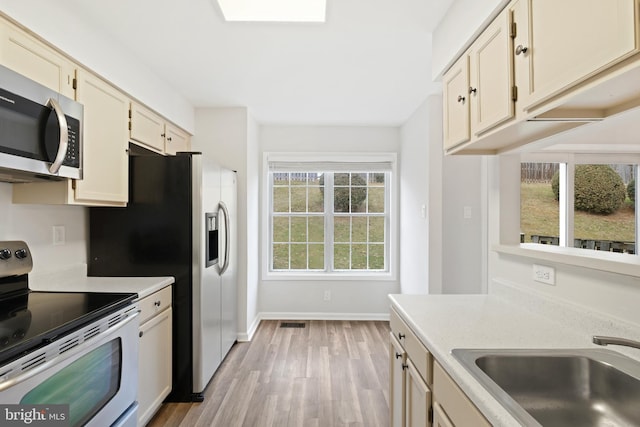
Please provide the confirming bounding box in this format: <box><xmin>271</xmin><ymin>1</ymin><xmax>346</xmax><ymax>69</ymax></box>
<box><xmin>262</xmin><ymin>271</ymin><xmax>396</xmax><ymax>282</ymax></box>
<box><xmin>494</xmin><ymin>243</ymin><xmax>640</xmax><ymax>277</ymax></box>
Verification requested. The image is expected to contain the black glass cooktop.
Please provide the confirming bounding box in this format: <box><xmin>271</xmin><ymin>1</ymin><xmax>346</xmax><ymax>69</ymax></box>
<box><xmin>0</xmin><ymin>290</ymin><xmax>136</xmax><ymax>365</ymax></box>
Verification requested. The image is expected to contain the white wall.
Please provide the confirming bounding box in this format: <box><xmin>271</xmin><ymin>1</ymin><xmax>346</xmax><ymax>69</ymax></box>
<box><xmin>259</xmin><ymin>125</ymin><xmax>401</xmax><ymax>318</ymax></box>
<box><xmin>192</xmin><ymin>107</ymin><xmax>259</xmax><ymax>340</ymax></box>
<box><xmin>399</xmin><ymin>97</ymin><xmax>434</xmax><ymax>294</ymax></box>
<box><xmin>432</xmin><ymin>0</ymin><xmax>507</xmax><ymax>79</ymax></box>
<box><xmin>0</xmin><ymin>1</ymin><xmax>194</xmax><ymax>132</ymax></box>
<box><xmin>400</xmin><ymin>94</ymin><xmax>484</xmax><ymax>295</ymax></box>
<box><xmin>0</xmin><ymin>184</ymin><xmax>86</xmax><ymax>276</ymax></box>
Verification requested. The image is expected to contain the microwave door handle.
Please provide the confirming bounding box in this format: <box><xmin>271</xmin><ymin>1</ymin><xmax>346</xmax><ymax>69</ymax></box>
<box><xmin>46</xmin><ymin>98</ymin><xmax>69</xmax><ymax>174</ymax></box>
<box><xmin>219</xmin><ymin>201</ymin><xmax>230</xmax><ymax>275</ymax></box>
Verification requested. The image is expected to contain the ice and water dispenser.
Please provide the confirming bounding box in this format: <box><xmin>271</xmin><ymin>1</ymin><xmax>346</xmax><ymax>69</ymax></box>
<box><xmin>205</xmin><ymin>212</ymin><xmax>219</xmax><ymax>267</ymax></box>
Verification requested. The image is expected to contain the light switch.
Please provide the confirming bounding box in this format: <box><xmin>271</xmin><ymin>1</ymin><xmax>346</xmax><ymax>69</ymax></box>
<box><xmin>53</xmin><ymin>225</ymin><xmax>65</xmax><ymax>246</ymax></box>
<box><xmin>463</xmin><ymin>206</ymin><xmax>472</xmax><ymax>219</ymax></box>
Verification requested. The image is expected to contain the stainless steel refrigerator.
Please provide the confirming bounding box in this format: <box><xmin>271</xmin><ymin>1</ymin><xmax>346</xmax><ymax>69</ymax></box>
<box><xmin>88</xmin><ymin>147</ymin><xmax>237</xmax><ymax>402</ymax></box>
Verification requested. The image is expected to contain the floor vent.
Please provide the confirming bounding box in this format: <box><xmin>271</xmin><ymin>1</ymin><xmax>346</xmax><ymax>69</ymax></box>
<box><xmin>280</xmin><ymin>322</ymin><xmax>306</xmax><ymax>328</ymax></box>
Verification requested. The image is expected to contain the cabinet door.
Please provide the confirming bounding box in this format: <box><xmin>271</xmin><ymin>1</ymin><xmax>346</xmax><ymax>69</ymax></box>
<box><xmin>164</xmin><ymin>123</ymin><xmax>190</xmax><ymax>155</ymax></box>
<box><xmin>130</xmin><ymin>102</ymin><xmax>165</xmax><ymax>153</ymax></box>
<box><xmin>406</xmin><ymin>359</ymin><xmax>431</xmax><ymax>427</ymax></box>
<box><xmin>0</xmin><ymin>20</ymin><xmax>75</xmax><ymax>98</ymax></box>
<box><xmin>390</xmin><ymin>333</ymin><xmax>407</xmax><ymax>427</ymax></box>
<box><xmin>469</xmin><ymin>8</ymin><xmax>514</xmax><ymax>136</ymax></box>
<box><xmin>74</xmin><ymin>69</ymin><xmax>129</xmax><ymax>204</ymax></box>
<box><xmin>432</xmin><ymin>402</ymin><xmax>454</xmax><ymax>427</ymax></box>
<box><xmin>526</xmin><ymin>0</ymin><xmax>638</xmax><ymax>109</ymax></box>
<box><xmin>138</xmin><ymin>306</ymin><xmax>173</xmax><ymax>426</ymax></box>
<box><xmin>442</xmin><ymin>54</ymin><xmax>470</xmax><ymax>150</ymax></box>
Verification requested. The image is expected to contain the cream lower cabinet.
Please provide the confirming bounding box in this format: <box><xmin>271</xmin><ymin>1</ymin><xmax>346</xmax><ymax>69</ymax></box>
<box><xmin>390</xmin><ymin>308</ymin><xmax>490</xmax><ymax>427</ymax></box>
<box><xmin>432</xmin><ymin>360</ymin><xmax>491</xmax><ymax>427</ymax></box>
<box><xmin>137</xmin><ymin>286</ymin><xmax>173</xmax><ymax>427</ymax></box>
<box><xmin>390</xmin><ymin>309</ymin><xmax>433</xmax><ymax>427</ymax></box>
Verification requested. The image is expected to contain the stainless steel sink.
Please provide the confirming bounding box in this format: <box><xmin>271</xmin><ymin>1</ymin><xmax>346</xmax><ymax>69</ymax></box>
<box><xmin>452</xmin><ymin>348</ymin><xmax>640</xmax><ymax>427</ymax></box>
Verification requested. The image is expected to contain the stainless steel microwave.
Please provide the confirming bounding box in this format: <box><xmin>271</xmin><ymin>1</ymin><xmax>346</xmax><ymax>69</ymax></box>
<box><xmin>0</xmin><ymin>64</ymin><xmax>82</xmax><ymax>183</ymax></box>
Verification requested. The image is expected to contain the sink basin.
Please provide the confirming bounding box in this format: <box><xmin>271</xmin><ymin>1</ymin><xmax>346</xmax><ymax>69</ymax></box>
<box><xmin>452</xmin><ymin>348</ymin><xmax>640</xmax><ymax>427</ymax></box>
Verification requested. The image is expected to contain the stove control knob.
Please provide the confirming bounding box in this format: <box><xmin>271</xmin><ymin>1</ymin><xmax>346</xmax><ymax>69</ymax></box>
<box><xmin>14</xmin><ymin>249</ymin><xmax>28</xmax><ymax>259</ymax></box>
<box><xmin>0</xmin><ymin>249</ymin><xmax>11</xmax><ymax>260</ymax></box>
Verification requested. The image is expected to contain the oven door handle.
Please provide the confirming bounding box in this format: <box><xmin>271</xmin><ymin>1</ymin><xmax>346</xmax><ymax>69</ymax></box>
<box><xmin>46</xmin><ymin>98</ymin><xmax>69</xmax><ymax>175</ymax></box>
<box><xmin>0</xmin><ymin>310</ymin><xmax>139</xmax><ymax>393</ymax></box>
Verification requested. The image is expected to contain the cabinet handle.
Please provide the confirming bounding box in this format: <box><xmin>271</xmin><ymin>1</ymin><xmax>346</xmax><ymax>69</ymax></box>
<box><xmin>154</xmin><ymin>301</ymin><xmax>161</xmax><ymax>307</ymax></box>
<box><xmin>402</xmin><ymin>363</ymin><xmax>408</xmax><ymax>371</ymax></box>
<box><xmin>398</xmin><ymin>333</ymin><xmax>405</xmax><ymax>340</ymax></box>
<box><xmin>139</xmin><ymin>331</ymin><xmax>143</xmax><ymax>338</ymax></box>
<box><xmin>167</xmin><ymin>137</ymin><xmax>173</xmax><ymax>142</ymax></box>
<box><xmin>457</xmin><ymin>95</ymin><xmax>466</xmax><ymax>104</ymax></box>
<box><xmin>469</xmin><ymin>87</ymin><xmax>477</xmax><ymax>95</ymax></box>
<box><xmin>395</xmin><ymin>352</ymin><xmax>402</xmax><ymax>360</ymax></box>
<box><xmin>515</xmin><ymin>45</ymin><xmax>528</xmax><ymax>55</ymax></box>
<box><xmin>161</xmin><ymin>133</ymin><xmax>166</xmax><ymax>138</ymax></box>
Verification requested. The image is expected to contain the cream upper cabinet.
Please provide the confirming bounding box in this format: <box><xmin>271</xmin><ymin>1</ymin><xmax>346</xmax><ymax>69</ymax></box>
<box><xmin>130</xmin><ymin>102</ymin><xmax>165</xmax><ymax>153</ymax></box>
<box><xmin>12</xmin><ymin>69</ymin><xmax>130</xmax><ymax>206</ymax></box>
<box><xmin>130</xmin><ymin>102</ymin><xmax>191</xmax><ymax>155</ymax></box>
<box><xmin>468</xmin><ymin>8</ymin><xmax>514</xmax><ymax>135</ymax></box>
<box><xmin>521</xmin><ymin>0</ymin><xmax>639</xmax><ymax>110</ymax></box>
<box><xmin>443</xmin><ymin>54</ymin><xmax>470</xmax><ymax>150</ymax></box>
<box><xmin>405</xmin><ymin>359</ymin><xmax>431</xmax><ymax>427</ymax></box>
<box><xmin>443</xmin><ymin>8</ymin><xmax>514</xmax><ymax>151</ymax></box>
<box><xmin>0</xmin><ymin>19</ymin><xmax>75</xmax><ymax>98</ymax></box>
<box><xmin>164</xmin><ymin>123</ymin><xmax>190</xmax><ymax>155</ymax></box>
<box><xmin>74</xmin><ymin>69</ymin><xmax>129</xmax><ymax>204</ymax></box>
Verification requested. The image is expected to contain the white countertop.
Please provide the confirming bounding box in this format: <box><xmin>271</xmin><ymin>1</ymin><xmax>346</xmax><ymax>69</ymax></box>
<box><xmin>29</xmin><ymin>264</ymin><xmax>174</xmax><ymax>300</ymax></box>
<box><xmin>389</xmin><ymin>281</ymin><xmax>640</xmax><ymax>427</ymax></box>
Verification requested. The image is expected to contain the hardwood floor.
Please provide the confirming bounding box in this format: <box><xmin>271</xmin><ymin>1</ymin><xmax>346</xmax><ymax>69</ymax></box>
<box><xmin>147</xmin><ymin>320</ymin><xmax>391</xmax><ymax>427</ymax></box>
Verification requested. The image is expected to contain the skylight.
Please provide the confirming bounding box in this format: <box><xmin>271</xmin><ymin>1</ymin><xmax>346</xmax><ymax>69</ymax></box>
<box><xmin>216</xmin><ymin>0</ymin><xmax>326</xmax><ymax>22</ymax></box>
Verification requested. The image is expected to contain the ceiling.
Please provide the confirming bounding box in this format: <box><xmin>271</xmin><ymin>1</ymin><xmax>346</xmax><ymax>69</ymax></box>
<box><xmin>62</xmin><ymin>0</ymin><xmax>453</xmax><ymax>126</ymax></box>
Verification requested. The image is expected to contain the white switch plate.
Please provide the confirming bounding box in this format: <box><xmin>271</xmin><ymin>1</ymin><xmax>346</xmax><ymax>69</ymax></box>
<box><xmin>533</xmin><ymin>264</ymin><xmax>555</xmax><ymax>285</ymax></box>
<box><xmin>323</xmin><ymin>290</ymin><xmax>331</xmax><ymax>301</ymax></box>
<box><xmin>53</xmin><ymin>225</ymin><xmax>65</xmax><ymax>246</ymax></box>
<box><xmin>463</xmin><ymin>206</ymin><xmax>472</xmax><ymax>219</ymax></box>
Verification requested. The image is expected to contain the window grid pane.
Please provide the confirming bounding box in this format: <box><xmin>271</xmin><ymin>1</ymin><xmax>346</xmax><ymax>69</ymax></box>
<box><xmin>271</xmin><ymin>170</ymin><xmax>388</xmax><ymax>272</ymax></box>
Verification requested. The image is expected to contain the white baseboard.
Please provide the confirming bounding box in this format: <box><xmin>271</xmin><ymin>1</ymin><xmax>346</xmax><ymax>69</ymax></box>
<box><xmin>236</xmin><ymin>311</ymin><xmax>390</xmax><ymax>342</ymax></box>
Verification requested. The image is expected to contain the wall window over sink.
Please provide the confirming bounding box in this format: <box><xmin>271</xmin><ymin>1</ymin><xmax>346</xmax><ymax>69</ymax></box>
<box><xmin>520</xmin><ymin>154</ymin><xmax>638</xmax><ymax>255</ymax></box>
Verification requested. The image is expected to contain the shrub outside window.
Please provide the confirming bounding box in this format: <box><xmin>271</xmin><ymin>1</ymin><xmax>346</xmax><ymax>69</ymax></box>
<box><xmin>521</xmin><ymin>156</ymin><xmax>637</xmax><ymax>255</ymax></box>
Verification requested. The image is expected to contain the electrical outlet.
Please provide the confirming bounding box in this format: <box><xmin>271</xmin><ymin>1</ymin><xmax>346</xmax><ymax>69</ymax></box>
<box><xmin>533</xmin><ymin>264</ymin><xmax>555</xmax><ymax>285</ymax></box>
<box><xmin>323</xmin><ymin>290</ymin><xmax>331</xmax><ymax>301</ymax></box>
<box><xmin>52</xmin><ymin>225</ymin><xmax>65</xmax><ymax>246</ymax></box>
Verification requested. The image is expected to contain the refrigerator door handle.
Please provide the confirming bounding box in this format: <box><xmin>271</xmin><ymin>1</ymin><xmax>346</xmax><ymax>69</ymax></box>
<box><xmin>219</xmin><ymin>201</ymin><xmax>231</xmax><ymax>275</ymax></box>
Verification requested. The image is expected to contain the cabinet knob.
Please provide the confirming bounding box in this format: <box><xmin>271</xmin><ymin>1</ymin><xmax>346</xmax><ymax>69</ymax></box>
<box><xmin>469</xmin><ymin>87</ymin><xmax>477</xmax><ymax>95</ymax></box>
<box><xmin>515</xmin><ymin>45</ymin><xmax>528</xmax><ymax>55</ymax></box>
<box><xmin>398</xmin><ymin>333</ymin><xmax>405</xmax><ymax>340</ymax></box>
<box><xmin>395</xmin><ymin>352</ymin><xmax>402</xmax><ymax>360</ymax></box>
<box><xmin>154</xmin><ymin>301</ymin><xmax>161</xmax><ymax>307</ymax></box>
<box><xmin>139</xmin><ymin>331</ymin><xmax>143</xmax><ymax>338</ymax></box>
<box><xmin>167</xmin><ymin>137</ymin><xmax>173</xmax><ymax>142</ymax></box>
<box><xmin>402</xmin><ymin>363</ymin><xmax>408</xmax><ymax>371</ymax></box>
<box><xmin>457</xmin><ymin>95</ymin><xmax>466</xmax><ymax>104</ymax></box>
<box><xmin>161</xmin><ymin>133</ymin><xmax>166</xmax><ymax>138</ymax></box>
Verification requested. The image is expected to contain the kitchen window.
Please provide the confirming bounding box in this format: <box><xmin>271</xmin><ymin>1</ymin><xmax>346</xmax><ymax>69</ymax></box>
<box><xmin>264</xmin><ymin>154</ymin><xmax>395</xmax><ymax>277</ymax></box>
<box><xmin>520</xmin><ymin>154</ymin><xmax>638</xmax><ymax>255</ymax></box>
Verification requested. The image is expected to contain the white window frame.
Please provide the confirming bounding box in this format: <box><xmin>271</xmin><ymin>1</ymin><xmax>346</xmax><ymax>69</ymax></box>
<box><xmin>495</xmin><ymin>153</ymin><xmax>640</xmax><ymax>277</ymax></box>
<box><xmin>261</xmin><ymin>152</ymin><xmax>398</xmax><ymax>281</ymax></box>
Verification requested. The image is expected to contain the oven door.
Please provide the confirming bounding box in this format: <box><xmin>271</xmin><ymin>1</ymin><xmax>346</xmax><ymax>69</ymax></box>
<box><xmin>0</xmin><ymin>308</ymin><xmax>139</xmax><ymax>427</ymax></box>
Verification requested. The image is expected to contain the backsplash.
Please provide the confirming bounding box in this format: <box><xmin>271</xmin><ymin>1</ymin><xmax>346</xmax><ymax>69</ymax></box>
<box><xmin>0</xmin><ymin>183</ymin><xmax>87</xmax><ymax>275</ymax></box>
